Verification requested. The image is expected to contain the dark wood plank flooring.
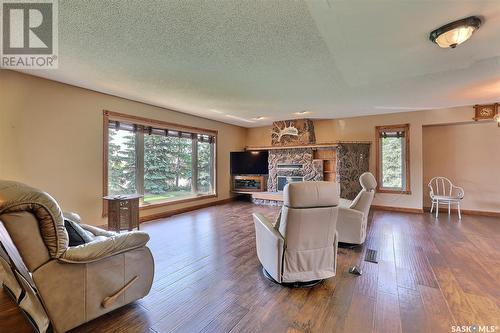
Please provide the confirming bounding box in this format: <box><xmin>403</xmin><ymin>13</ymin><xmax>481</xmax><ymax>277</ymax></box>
<box><xmin>1</xmin><ymin>201</ymin><xmax>499</xmax><ymax>332</ymax></box>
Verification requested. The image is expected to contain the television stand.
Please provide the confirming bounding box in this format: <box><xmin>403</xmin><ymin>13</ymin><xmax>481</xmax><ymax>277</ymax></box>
<box><xmin>232</xmin><ymin>175</ymin><xmax>267</xmax><ymax>192</ymax></box>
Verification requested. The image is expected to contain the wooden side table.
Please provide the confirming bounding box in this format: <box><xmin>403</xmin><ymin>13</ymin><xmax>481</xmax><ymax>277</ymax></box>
<box><xmin>103</xmin><ymin>194</ymin><xmax>142</xmax><ymax>232</ymax></box>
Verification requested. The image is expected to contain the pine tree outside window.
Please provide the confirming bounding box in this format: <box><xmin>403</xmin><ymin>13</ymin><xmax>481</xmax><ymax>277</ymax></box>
<box><xmin>375</xmin><ymin>124</ymin><xmax>411</xmax><ymax>194</ymax></box>
<box><xmin>104</xmin><ymin>111</ymin><xmax>217</xmax><ymax>208</ymax></box>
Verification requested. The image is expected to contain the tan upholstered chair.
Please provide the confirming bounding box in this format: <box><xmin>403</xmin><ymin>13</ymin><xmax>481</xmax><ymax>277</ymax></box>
<box><xmin>0</xmin><ymin>181</ymin><xmax>154</xmax><ymax>333</ymax></box>
<box><xmin>337</xmin><ymin>172</ymin><xmax>376</xmax><ymax>244</ymax></box>
<box><xmin>253</xmin><ymin>181</ymin><xmax>339</xmax><ymax>286</ymax></box>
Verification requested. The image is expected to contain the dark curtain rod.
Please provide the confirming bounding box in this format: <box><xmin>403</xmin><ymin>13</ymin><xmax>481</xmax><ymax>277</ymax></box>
<box><xmin>108</xmin><ymin>120</ymin><xmax>214</xmax><ymax>143</ymax></box>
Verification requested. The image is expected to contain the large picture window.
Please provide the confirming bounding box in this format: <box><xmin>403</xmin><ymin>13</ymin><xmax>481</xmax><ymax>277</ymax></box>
<box><xmin>104</xmin><ymin>111</ymin><xmax>217</xmax><ymax>209</ymax></box>
<box><xmin>375</xmin><ymin>124</ymin><xmax>411</xmax><ymax>194</ymax></box>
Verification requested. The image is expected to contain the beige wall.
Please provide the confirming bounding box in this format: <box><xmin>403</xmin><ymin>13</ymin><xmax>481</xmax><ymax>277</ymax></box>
<box><xmin>0</xmin><ymin>70</ymin><xmax>247</xmax><ymax>225</ymax></box>
<box><xmin>423</xmin><ymin>122</ymin><xmax>500</xmax><ymax>213</ymax></box>
<box><xmin>2</xmin><ymin>70</ymin><xmax>497</xmax><ymax>218</ymax></box>
<box><xmin>246</xmin><ymin>106</ymin><xmax>494</xmax><ymax>211</ymax></box>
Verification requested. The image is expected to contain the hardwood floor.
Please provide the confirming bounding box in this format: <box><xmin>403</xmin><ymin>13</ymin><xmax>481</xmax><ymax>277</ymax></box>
<box><xmin>1</xmin><ymin>201</ymin><xmax>499</xmax><ymax>333</ymax></box>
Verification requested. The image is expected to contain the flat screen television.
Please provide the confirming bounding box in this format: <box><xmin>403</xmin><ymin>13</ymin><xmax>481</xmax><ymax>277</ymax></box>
<box><xmin>230</xmin><ymin>151</ymin><xmax>269</xmax><ymax>175</ymax></box>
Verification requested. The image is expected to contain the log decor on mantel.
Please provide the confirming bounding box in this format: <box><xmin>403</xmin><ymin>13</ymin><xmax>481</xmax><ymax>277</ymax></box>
<box><xmin>246</xmin><ymin>141</ymin><xmax>371</xmax><ymax>151</ymax></box>
<box><xmin>271</xmin><ymin>119</ymin><xmax>315</xmax><ymax>146</ymax></box>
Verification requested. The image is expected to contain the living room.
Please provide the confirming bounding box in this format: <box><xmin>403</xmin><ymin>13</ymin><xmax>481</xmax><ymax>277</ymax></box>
<box><xmin>1</xmin><ymin>1</ymin><xmax>499</xmax><ymax>333</ymax></box>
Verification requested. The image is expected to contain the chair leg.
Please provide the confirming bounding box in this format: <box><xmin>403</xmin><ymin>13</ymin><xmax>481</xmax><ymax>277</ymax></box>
<box><xmin>457</xmin><ymin>203</ymin><xmax>462</xmax><ymax>220</ymax></box>
<box><xmin>448</xmin><ymin>203</ymin><xmax>451</xmax><ymax>216</ymax></box>
<box><xmin>430</xmin><ymin>201</ymin><xmax>434</xmax><ymax>213</ymax></box>
<box><xmin>435</xmin><ymin>200</ymin><xmax>439</xmax><ymax>218</ymax></box>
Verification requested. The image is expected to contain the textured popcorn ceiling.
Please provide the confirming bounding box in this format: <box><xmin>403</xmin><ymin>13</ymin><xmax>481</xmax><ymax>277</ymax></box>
<box><xmin>21</xmin><ymin>0</ymin><xmax>500</xmax><ymax>127</ymax></box>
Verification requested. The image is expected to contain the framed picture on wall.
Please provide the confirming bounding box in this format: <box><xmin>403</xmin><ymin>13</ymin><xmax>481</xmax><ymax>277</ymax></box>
<box><xmin>473</xmin><ymin>103</ymin><xmax>498</xmax><ymax>121</ymax></box>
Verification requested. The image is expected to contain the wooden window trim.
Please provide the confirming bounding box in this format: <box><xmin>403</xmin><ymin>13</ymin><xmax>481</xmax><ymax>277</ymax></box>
<box><xmin>139</xmin><ymin>193</ymin><xmax>218</xmax><ymax>210</ymax></box>
<box><xmin>102</xmin><ymin>110</ymin><xmax>218</xmax><ymax>216</ymax></box>
<box><xmin>104</xmin><ymin>110</ymin><xmax>217</xmax><ymax>136</ymax></box>
<box><xmin>375</xmin><ymin>123</ymin><xmax>411</xmax><ymax>194</ymax></box>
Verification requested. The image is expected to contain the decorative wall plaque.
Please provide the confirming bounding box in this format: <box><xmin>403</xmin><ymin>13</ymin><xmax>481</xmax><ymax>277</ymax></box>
<box><xmin>473</xmin><ymin>103</ymin><xmax>498</xmax><ymax>121</ymax></box>
<box><xmin>271</xmin><ymin>119</ymin><xmax>316</xmax><ymax>146</ymax></box>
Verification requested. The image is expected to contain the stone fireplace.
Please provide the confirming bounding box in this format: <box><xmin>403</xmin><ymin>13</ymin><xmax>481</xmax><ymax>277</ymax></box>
<box><xmin>246</xmin><ymin>118</ymin><xmax>370</xmax><ymax>205</ymax></box>
<box><xmin>268</xmin><ymin>148</ymin><xmax>323</xmax><ymax>192</ymax></box>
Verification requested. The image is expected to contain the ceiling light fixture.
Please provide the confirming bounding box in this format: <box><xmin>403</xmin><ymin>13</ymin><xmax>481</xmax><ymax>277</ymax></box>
<box><xmin>429</xmin><ymin>16</ymin><xmax>481</xmax><ymax>49</ymax></box>
<box><xmin>252</xmin><ymin>116</ymin><xmax>266</xmax><ymax>120</ymax></box>
<box><xmin>294</xmin><ymin>111</ymin><xmax>311</xmax><ymax>115</ymax></box>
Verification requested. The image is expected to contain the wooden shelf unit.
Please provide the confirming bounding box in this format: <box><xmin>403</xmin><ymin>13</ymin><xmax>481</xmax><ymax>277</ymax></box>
<box><xmin>313</xmin><ymin>149</ymin><xmax>337</xmax><ymax>182</ymax></box>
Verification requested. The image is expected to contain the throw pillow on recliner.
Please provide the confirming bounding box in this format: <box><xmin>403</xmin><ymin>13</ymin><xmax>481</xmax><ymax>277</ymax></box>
<box><xmin>64</xmin><ymin>219</ymin><xmax>94</xmax><ymax>246</ymax></box>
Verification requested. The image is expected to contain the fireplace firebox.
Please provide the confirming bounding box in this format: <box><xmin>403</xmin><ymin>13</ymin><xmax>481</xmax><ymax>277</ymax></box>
<box><xmin>277</xmin><ymin>176</ymin><xmax>304</xmax><ymax>191</ymax></box>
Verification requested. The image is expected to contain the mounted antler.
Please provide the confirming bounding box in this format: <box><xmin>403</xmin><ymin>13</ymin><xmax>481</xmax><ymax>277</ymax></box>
<box><xmin>272</xmin><ymin>121</ymin><xmax>299</xmax><ymax>143</ymax></box>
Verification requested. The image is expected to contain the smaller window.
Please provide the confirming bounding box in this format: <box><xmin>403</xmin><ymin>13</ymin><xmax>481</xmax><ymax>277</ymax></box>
<box><xmin>375</xmin><ymin>124</ymin><xmax>411</xmax><ymax>194</ymax></box>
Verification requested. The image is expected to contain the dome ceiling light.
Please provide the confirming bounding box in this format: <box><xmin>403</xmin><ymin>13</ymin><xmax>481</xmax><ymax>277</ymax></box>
<box><xmin>429</xmin><ymin>16</ymin><xmax>482</xmax><ymax>48</ymax></box>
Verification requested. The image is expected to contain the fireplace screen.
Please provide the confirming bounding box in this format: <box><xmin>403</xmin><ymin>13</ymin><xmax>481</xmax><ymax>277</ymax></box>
<box><xmin>277</xmin><ymin>176</ymin><xmax>304</xmax><ymax>191</ymax></box>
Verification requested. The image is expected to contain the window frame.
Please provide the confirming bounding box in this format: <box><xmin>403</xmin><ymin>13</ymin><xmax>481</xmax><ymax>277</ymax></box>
<box><xmin>375</xmin><ymin>123</ymin><xmax>411</xmax><ymax>194</ymax></box>
<box><xmin>103</xmin><ymin>110</ymin><xmax>218</xmax><ymax>215</ymax></box>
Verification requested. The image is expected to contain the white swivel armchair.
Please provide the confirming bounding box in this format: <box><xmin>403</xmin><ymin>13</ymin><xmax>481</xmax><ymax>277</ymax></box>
<box><xmin>337</xmin><ymin>172</ymin><xmax>377</xmax><ymax>245</ymax></box>
<box><xmin>253</xmin><ymin>181</ymin><xmax>339</xmax><ymax>286</ymax></box>
<box><xmin>428</xmin><ymin>176</ymin><xmax>464</xmax><ymax>219</ymax></box>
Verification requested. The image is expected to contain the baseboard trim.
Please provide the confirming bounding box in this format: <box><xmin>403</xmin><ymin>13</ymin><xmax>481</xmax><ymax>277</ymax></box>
<box><xmin>371</xmin><ymin>205</ymin><xmax>423</xmax><ymax>214</ymax></box>
<box><xmin>423</xmin><ymin>206</ymin><xmax>500</xmax><ymax>218</ymax></box>
<box><xmin>140</xmin><ymin>197</ymin><xmax>237</xmax><ymax>223</ymax></box>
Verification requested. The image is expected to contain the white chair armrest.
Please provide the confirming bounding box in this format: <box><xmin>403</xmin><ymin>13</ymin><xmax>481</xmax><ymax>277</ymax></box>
<box><xmin>337</xmin><ymin>207</ymin><xmax>366</xmax><ymax>244</ymax></box>
<box><xmin>338</xmin><ymin>207</ymin><xmax>364</xmax><ymax>221</ymax></box>
<box><xmin>452</xmin><ymin>185</ymin><xmax>465</xmax><ymax>199</ymax></box>
<box><xmin>253</xmin><ymin>213</ymin><xmax>284</xmax><ymax>282</ymax></box>
<box><xmin>332</xmin><ymin>230</ymin><xmax>338</xmax><ymax>275</ymax></box>
<box><xmin>428</xmin><ymin>184</ymin><xmax>435</xmax><ymax>199</ymax></box>
<box><xmin>338</xmin><ymin>198</ymin><xmax>352</xmax><ymax>208</ymax></box>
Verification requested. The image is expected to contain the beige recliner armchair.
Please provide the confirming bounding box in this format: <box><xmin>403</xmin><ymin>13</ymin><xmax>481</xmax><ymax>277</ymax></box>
<box><xmin>253</xmin><ymin>181</ymin><xmax>339</xmax><ymax>285</ymax></box>
<box><xmin>337</xmin><ymin>172</ymin><xmax>377</xmax><ymax>244</ymax></box>
<box><xmin>0</xmin><ymin>181</ymin><xmax>154</xmax><ymax>333</ymax></box>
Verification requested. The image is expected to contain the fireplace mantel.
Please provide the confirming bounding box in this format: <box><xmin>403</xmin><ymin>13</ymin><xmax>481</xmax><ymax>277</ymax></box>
<box><xmin>245</xmin><ymin>140</ymin><xmax>371</xmax><ymax>151</ymax></box>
